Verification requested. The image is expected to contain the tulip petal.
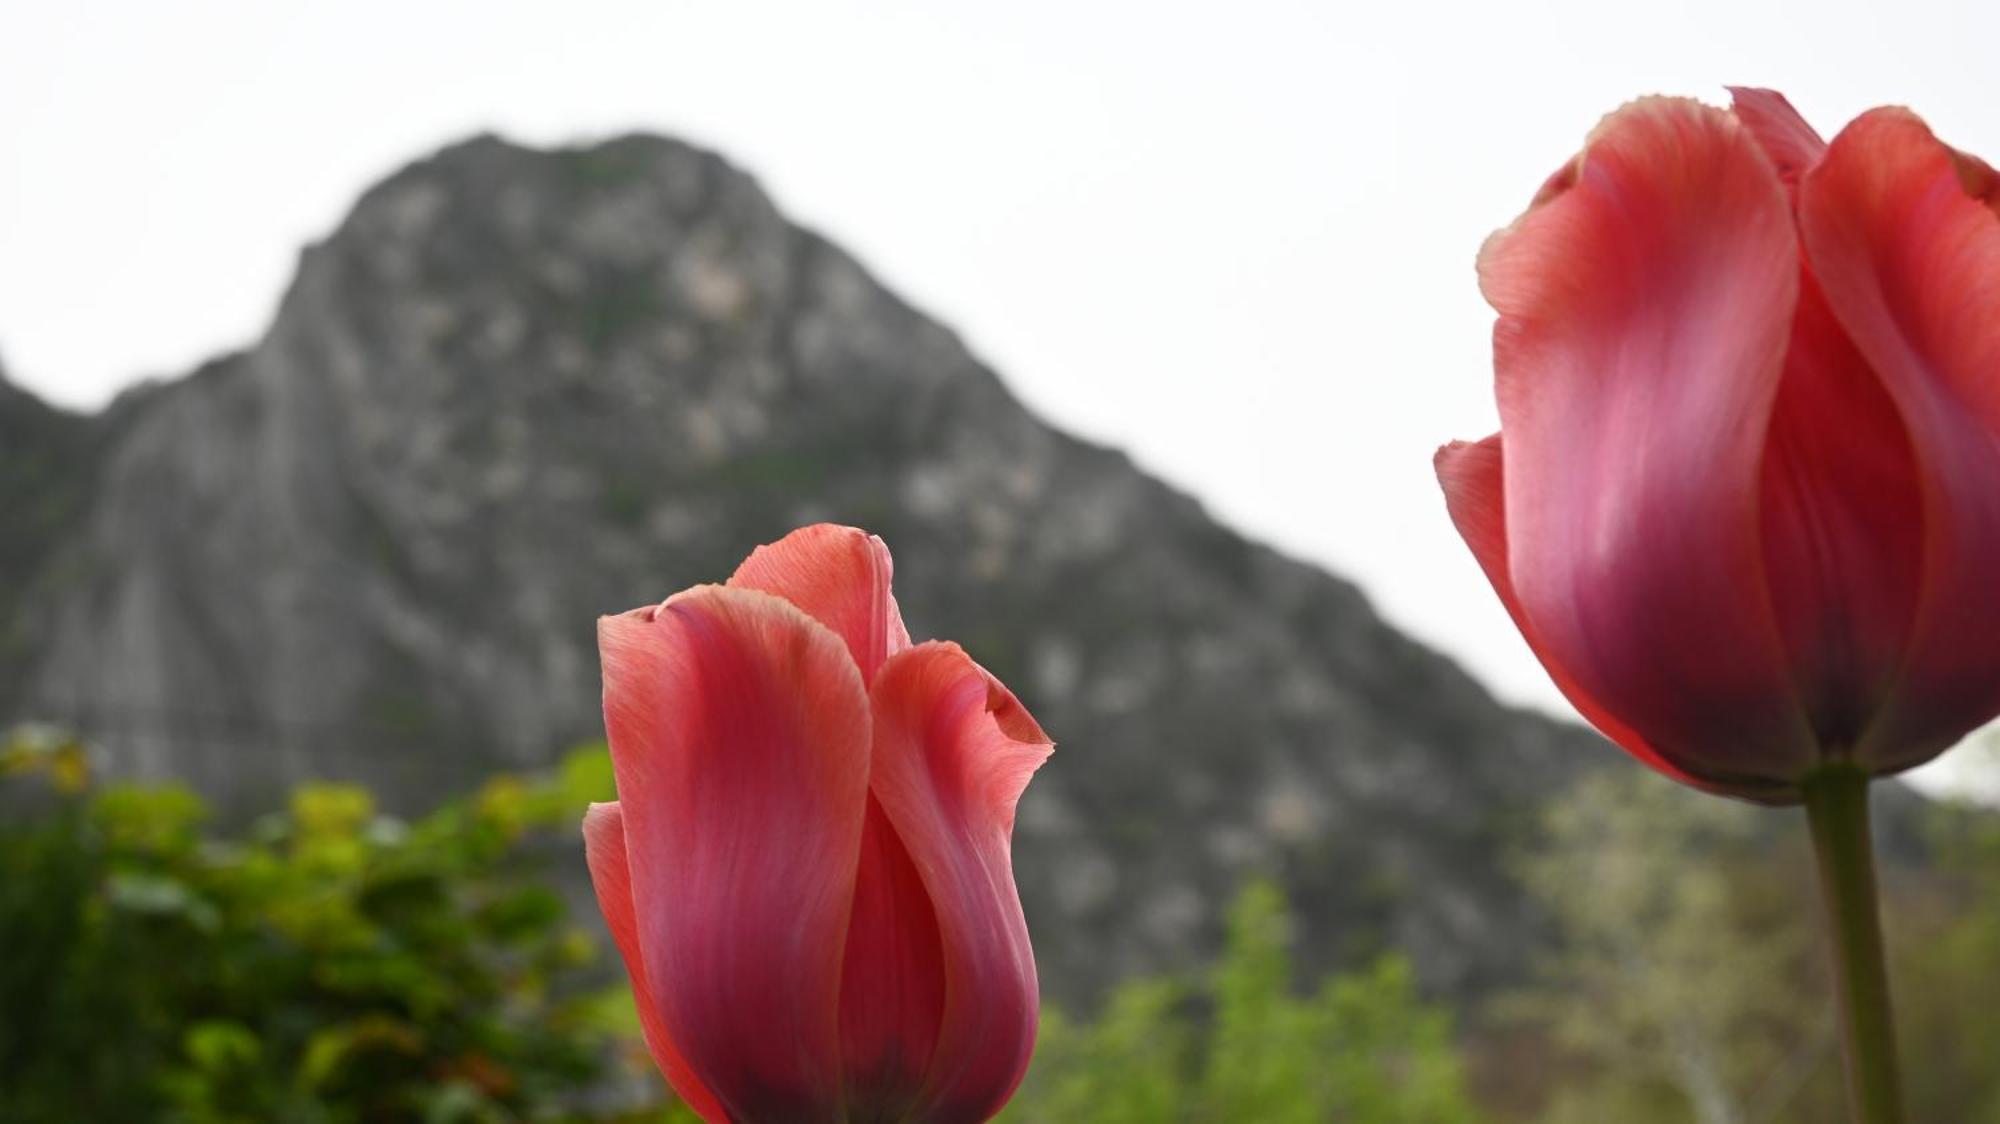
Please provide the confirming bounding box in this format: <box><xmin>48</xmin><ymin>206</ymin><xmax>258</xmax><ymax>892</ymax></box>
<box><xmin>1435</xmin><ymin>436</ymin><xmax>1769</xmax><ymax>798</ymax></box>
<box><xmin>599</xmin><ymin>586</ymin><xmax>872</xmax><ymax>1121</ymax></box>
<box><xmin>1478</xmin><ymin>96</ymin><xmax>1815</xmax><ymax>786</ymax></box>
<box><xmin>867</xmin><ymin>642</ymin><xmax>1052</xmax><ymax>1120</ymax></box>
<box><xmin>1799</xmin><ymin>108</ymin><xmax>2000</xmax><ymax>772</ymax></box>
<box><xmin>1721</xmin><ymin>89</ymin><xmax>1930</xmax><ymax>756</ymax></box>
<box><xmin>1727</xmin><ymin>87</ymin><xmax>1826</xmax><ymax>186</ymax></box>
<box><xmin>581</xmin><ymin>802</ymin><xmax>729</xmax><ymax>1123</ymax></box>
<box><xmin>838</xmin><ymin>797</ymin><xmax>947</xmax><ymax>1118</ymax></box>
<box><xmin>1758</xmin><ymin>267</ymin><xmax>1925</xmax><ymax>751</ymax></box>
<box><xmin>730</xmin><ymin>524</ymin><xmax>913</xmax><ymax>681</ymax></box>
<box><xmin>1949</xmin><ymin>148</ymin><xmax>2000</xmax><ymax>218</ymax></box>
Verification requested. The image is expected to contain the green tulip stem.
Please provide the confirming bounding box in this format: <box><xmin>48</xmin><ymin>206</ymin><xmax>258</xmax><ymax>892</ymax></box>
<box><xmin>1801</xmin><ymin>767</ymin><xmax>1903</xmax><ymax>1124</ymax></box>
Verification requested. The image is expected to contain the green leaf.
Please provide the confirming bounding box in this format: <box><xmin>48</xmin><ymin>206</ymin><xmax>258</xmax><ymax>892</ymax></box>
<box><xmin>183</xmin><ymin>1020</ymin><xmax>261</xmax><ymax>1071</ymax></box>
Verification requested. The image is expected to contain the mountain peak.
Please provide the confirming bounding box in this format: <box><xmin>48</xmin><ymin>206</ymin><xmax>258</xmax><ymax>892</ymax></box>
<box><xmin>1</xmin><ymin>131</ymin><xmax>1596</xmax><ymax>1004</ymax></box>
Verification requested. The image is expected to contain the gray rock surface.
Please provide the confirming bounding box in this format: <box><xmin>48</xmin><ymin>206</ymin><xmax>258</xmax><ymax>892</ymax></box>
<box><xmin>1</xmin><ymin>133</ymin><xmax>1608</xmax><ymax>1004</ymax></box>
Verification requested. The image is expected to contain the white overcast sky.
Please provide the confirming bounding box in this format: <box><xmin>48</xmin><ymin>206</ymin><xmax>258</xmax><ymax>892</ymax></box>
<box><xmin>5</xmin><ymin>1</ymin><xmax>1999</xmax><ymax>794</ymax></box>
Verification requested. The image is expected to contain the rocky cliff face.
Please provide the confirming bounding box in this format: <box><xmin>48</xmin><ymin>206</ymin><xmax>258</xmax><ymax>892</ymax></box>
<box><xmin>0</xmin><ymin>366</ymin><xmax>98</xmax><ymax>720</ymax></box>
<box><xmin>1</xmin><ymin>133</ymin><xmax>1603</xmax><ymax>1003</ymax></box>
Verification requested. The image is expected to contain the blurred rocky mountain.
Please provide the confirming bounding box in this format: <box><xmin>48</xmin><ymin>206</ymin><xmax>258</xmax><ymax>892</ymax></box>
<box><xmin>0</xmin><ymin>133</ymin><xmax>1609</xmax><ymax>1004</ymax></box>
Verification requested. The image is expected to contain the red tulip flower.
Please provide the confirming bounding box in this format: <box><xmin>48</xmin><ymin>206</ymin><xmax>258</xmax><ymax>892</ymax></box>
<box><xmin>1437</xmin><ymin>89</ymin><xmax>2000</xmax><ymax>805</ymax></box>
<box><xmin>583</xmin><ymin>525</ymin><xmax>1052</xmax><ymax>1123</ymax></box>
<box><xmin>1437</xmin><ymin>88</ymin><xmax>2000</xmax><ymax>1123</ymax></box>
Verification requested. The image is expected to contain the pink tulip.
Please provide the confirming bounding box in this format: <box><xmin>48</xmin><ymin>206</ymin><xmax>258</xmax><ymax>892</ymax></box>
<box><xmin>583</xmin><ymin>525</ymin><xmax>1052</xmax><ymax>1122</ymax></box>
<box><xmin>1438</xmin><ymin>89</ymin><xmax>2000</xmax><ymax>803</ymax></box>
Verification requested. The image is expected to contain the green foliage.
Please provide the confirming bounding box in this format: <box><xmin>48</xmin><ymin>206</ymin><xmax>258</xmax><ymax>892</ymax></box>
<box><xmin>1004</xmin><ymin>880</ymin><xmax>1483</xmax><ymax>1123</ymax></box>
<box><xmin>1310</xmin><ymin>954</ymin><xmax>1480</xmax><ymax>1123</ymax></box>
<box><xmin>1007</xmin><ymin>980</ymin><xmax>1194</xmax><ymax>1123</ymax></box>
<box><xmin>1500</xmin><ymin>768</ymin><xmax>2000</xmax><ymax>1124</ymax></box>
<box><xmin>1503</xmin><ymin>770</ymin><xmax>1837</xmax><ymax>1124</ymax></box>
<box><xmin>1895</xmin><ymin>796</ymin><xmax>2000</xmax><ymax>1123</ymax></box>
<box><xmin>0</xmin><ymin>737</ymin><xmax>657</xmax><ymax>1124</ymax></box>
<box><xmin>12</xmin><ymin>720</ymin><xmax>2000</xmax><ymax>1123</ymax></box>
<box><xmin>4</xmin><ymin>728</ymin><xmax>1490</xmax><ymax>1123</ymax></box>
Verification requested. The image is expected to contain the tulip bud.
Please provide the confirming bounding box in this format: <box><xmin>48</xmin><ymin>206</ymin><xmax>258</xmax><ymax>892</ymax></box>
<box><xmin>1439</xmin><ymin>89</ymin><xmax>2000</xmax><ymax>803</ymax></box>
<box><xmin>584</xmin><ymin>525</ymin><xmax>1051</xmax><ymax>1122</ymax></box>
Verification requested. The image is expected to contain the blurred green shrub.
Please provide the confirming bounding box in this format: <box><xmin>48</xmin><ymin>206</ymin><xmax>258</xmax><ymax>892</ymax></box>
<box><xmin>1002</xmin><ymin>880</ymin><xmax>1482</xmax><ymax>1124</ymax></box>
<box><xmin>1495</xmin><ymin>767</ymin><xmax>2000</xmax><ymax>1124</ymax></box>
<box><xmin>1500</xmin><ymin>770</ymin><xmax>1835</xmax><ymax>1124</ymax></box>
<box><xmin>1896</xmin><ymin>798</ymin><xmax>2000</xmax><ymax>1123</ymax></box>
<box><xmin>0</xmin><ymin>731</ymin><xmax>657</xmax><ymax>1123</ymax></box>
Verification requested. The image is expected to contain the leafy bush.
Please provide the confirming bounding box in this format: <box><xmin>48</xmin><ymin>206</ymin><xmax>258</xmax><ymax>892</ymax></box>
<box><xmin>1003</xmin><ymin>880</ymin><xmax>1483</xmax><ymax>1123</ymax></box>
<box><xmin>0</xmin><ymin>730</ymin><xmax>657</xmax><ymax>1123</ymax></box>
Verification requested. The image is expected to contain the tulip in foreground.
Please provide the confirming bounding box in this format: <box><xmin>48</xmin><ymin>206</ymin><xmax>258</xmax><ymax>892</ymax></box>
<box><xmin>583</xmin><ymin>525</ymin><xmax>1052</xmax><ymax>1123</ymax></box>
<box><xmin>1438</xmin><ymin>88</ymin><xmax>2000</xmax><ymax>1124</ymax></box>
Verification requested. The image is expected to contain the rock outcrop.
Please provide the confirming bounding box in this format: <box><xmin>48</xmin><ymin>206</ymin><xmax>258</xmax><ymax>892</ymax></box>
<box><xmin>1</xmin><ymin>134</ymin><xmax>1604</xmax><ymax>1003</ymax></box>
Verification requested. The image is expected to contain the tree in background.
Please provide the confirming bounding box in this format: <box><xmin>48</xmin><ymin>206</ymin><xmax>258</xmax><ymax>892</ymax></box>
<box><xmin>1507</xmin><ymin>769</ymin><xmax>1839</xmax><ymax>1124</ymax></box>
<box><xmin>1002</xmin><ymin>879</ymin><xmax>1482</xmax><ymax>1123</ymax></box>
<box><xmin>1504</xmin><ymin>762</ymin><xmax>2000</xmax><ymax>1124</ymax></box>
<box><xmin>1892</xmin><ymin>750</ymin><xmax>2000</xmax><ymax>1122</ymax></box>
